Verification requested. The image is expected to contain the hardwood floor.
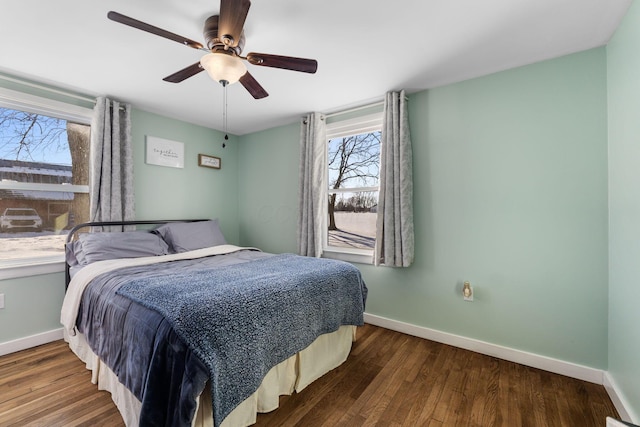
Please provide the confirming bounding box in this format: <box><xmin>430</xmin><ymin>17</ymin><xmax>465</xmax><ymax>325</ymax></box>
<box><xmin>0</xmin><ymin>324</ymin><xmax>619</xmax><ymax>427</ymax></box>
<box><xmin>0</xmin><ymin>338</ymin><xmax>122</xmax><ymax>426</ymax></box>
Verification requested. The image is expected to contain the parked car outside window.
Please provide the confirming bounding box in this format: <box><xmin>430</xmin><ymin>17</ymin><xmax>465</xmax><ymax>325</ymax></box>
<box><xmin>0</xmin><ymin>208</ymin><xmax>43</xmax><ymax>231</ymax></box>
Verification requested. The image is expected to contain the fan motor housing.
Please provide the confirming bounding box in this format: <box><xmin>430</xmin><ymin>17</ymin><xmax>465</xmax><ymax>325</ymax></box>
<box><xmin>204</xmin><ymin>15</ymin><xmax>245</xmax><ymax>54</ymax></box>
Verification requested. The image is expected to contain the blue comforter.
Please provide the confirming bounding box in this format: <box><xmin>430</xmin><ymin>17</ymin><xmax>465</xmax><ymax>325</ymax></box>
<box><xmin>76</xmin><ymin>251</ymin><xmax>367</xmax><ymax>427</ymax></box>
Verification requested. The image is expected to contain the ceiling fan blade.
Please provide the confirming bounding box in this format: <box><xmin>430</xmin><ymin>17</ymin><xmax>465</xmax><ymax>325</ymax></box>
<box><xmin>107</xmin><ymin>11</ymin><xmax>204</xmax><ymax>50</ymax></box>
<box><xmin>163</xmin><ymin>62</ymin><xmax>205</xmax><ymax>83</ymax></box>
<box><xmin>246</xmin><ymin>53</ymin><xmax>318</xmax><ymax>74</ymax></box>
<box><xmin>218</xmin><ymin>0</ymin><xmax>251</xmax><ymax>48</ymax></box>
<box><xmin>239</xmin><ymin>72</ymin><xmax>268</xmax><ymax>99</ymax></box>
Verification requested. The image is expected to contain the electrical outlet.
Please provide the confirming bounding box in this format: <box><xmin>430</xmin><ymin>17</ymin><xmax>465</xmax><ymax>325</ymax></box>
<box><xmin>0</xmin><ymin>293</ymin><xmax>4</xmax><ymax>309</ymax></box>
<box><xmin>462</xmin><ymin>282</ymin><xmax>473</xmax><ymax>302</ymax></box>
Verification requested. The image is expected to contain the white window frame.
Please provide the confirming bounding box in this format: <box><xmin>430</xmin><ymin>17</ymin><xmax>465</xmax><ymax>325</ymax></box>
<box><xmin>0</xmin><ymin>87</ymin><xmax>93</xmax><ymax>279</ymax></box>
<box><xmin>322</xmin><ymin>112</ymin><xmax>383</xmax><ymax>264</ymax></box>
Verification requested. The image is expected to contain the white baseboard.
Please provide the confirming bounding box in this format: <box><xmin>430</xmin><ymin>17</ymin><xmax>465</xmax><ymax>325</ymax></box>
<box><xmin>604</xmin><ymin>372</ymin><xmax>638</xmax><ymax>424</ymax></box>
<box><xmin>364</xmin><ymin>313</ymin><xmax>604</xmax><ymax>384</ymax></box>
<box><xmin>0</xmin><ymin>328</ymin><xmax>64</xmax><ymax>356</ymax></box>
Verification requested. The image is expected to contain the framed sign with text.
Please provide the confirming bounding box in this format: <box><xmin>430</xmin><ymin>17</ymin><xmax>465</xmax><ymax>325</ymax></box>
<box><xmin>198</xmin><ymin>154</ymin><xmax>221</xmax><ymax>169</ymax></box>
<box><xmin>145</xmin><ymin>136</ymin><xmax>184</xmax><ymax>168</ymax></box>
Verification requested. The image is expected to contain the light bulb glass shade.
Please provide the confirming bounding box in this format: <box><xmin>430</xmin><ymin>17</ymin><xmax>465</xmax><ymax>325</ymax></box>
<box><xmin>200</xmin><ymin>53</ymin><xmax>247</xmax><ymax>84</ymax></box>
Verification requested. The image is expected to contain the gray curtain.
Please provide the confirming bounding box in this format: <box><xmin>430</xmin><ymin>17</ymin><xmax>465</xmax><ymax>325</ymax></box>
<box><xmin>297</xmin><ymin>112</ymin><xmax>326</xmax><ymax>257</ymax></box>
<box><xmin>89</xmin><ymin>96</ymin><xmax>135</xmax><ymax>223</ymax></box>
<box><xmin>375</xmin><ymin>90</ymin><xmax>414</xmax><ymax>267</ymax></box>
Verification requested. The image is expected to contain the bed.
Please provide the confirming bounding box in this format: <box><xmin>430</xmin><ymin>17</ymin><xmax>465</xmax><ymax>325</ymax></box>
<box><xmin>60</xmin><ymin>219</ymin><xmax>367</xmax><ymax>427</ymax></box>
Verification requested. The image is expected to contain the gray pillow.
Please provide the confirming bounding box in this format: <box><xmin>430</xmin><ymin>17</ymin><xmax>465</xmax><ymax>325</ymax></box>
<box><xmin>154</xmin><ymin>220</ymin><xmax>226</xmax><ymax>253</ymax></box>
<box><xmin>77</xmin><ymin>231</ymin><xmax>170</xmax><ymax>265</ymax></box>
<box><xmin>65</xmin><ymin>241</ymin><xmax>86</xmax><ymax>267</ymax></box>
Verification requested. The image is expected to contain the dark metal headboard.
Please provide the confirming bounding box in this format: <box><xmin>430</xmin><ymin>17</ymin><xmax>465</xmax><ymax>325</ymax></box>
<box><xmin>65</xmin><ymin>219</ymin><xmax>208</xmax><ymax>289</ymax></box>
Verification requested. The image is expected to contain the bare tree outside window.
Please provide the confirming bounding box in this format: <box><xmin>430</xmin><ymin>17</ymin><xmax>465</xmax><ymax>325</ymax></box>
<box><xmin>327</xmin><ymin>131</ymin><xmax>380</xmax><ymax>250</ymax></box>
<box><xmin>0</xmin><ymin>109</ymin><xmax>69</xmax><ymax>163</ymax></box>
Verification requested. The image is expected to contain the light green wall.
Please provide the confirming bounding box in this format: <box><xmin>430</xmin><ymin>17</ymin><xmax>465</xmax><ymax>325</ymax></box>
<box><xmin>0</xmin><ymin>273</ymin><xmax>65</xmax><ymax>343</ymax></box>
<box><xmin>238</xmin><ymin>48</ymin><xmax>610</xmax><ymax>368</ymax></box>
<box><xmin>397</xmin><ymin>48</ymin><xmax>608</xmax><ymax>367</ymax></box>
<box><xmin>131</xmin><ymin>109</ymin><xmax>240</xmax><ymax>244</ymax></box>
<box><xmin>607</xmin><ymin>0</ymin><xmax>640</xmax><ymax>420</ymax></box>
<box><xmin>237</xmin><ymin>123</ymin><xmax>299</xmax><ymax>253</ymax></box>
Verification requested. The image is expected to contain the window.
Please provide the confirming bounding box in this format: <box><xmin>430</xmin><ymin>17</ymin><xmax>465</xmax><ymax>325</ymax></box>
<box><xmin>0</xmin><ymin>87</ymin><xmax>92</xmax><ymax>275</ymax></box>
<box><xmin>323</xmin><ymin>112</ymin><xmax>382</xmax><ymax>263</ymax></box>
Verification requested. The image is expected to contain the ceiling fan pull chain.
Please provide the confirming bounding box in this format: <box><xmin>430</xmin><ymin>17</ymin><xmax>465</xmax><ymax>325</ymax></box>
<box><xmin>222</xmin><ymin>80</ymin><xmax>229</xmax><ymax>148</ymax></box>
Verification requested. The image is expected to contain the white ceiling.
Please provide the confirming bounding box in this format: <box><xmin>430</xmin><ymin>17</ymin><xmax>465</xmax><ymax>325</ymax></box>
<box><xmin>0</xmin><ymin>0</ymin><xmax>632</xmax><ymax>135</ymax></box>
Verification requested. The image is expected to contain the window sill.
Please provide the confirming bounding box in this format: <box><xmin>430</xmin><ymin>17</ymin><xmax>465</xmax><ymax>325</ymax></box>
<box><xmin>322</xmin><ymin>247</ymin><xmax>373</xmax><ymax>265</ymax></box>
<box><xmin>0</xmin><ymin>256</ymin><xmax>65</xmax><ymax>280</ymax></box>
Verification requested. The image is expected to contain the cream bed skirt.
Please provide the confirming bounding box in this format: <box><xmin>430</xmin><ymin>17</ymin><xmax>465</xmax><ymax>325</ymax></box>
<box><xmin>64</xmin><ymin>325</ymin><xmax>357</xmax><ymax>427</ymax></box>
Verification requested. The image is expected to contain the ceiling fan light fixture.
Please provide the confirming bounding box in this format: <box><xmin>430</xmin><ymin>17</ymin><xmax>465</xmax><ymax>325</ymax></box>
<box><xmin>200</xmin><ymin>52</ymin><xmax>247</xmax><ymax>84</ymax></box>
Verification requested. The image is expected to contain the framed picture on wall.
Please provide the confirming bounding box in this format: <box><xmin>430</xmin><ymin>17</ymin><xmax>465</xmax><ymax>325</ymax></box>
<box><xmin>146</xmin><ymin>136</ymin><xmax>184</xmax><ymax>168</ymax></box>
<box><xmin>198</xmin><ymin>154</ymin><xmax>221</xmax><ymax>169</ymax></box>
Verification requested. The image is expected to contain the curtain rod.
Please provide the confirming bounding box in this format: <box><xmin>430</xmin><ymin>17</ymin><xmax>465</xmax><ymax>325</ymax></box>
<box><xmin>0</xmin><ymin>74</ymin><xmax>95</xmax><ymax>104</ymax></box>
<box><xmin>324</xmin><ymin>101</ymin><xmax>384</xmax><ymax>118</ymax></box>
<box><xmin>324</xmin><ymin>94</ymin><xmax>409</xmax><ymax>119</ymax></box>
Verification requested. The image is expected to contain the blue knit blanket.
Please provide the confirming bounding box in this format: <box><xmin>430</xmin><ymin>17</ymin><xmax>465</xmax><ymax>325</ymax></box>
<box><xmin>117</xmin><ymin>253</ymin><xmax>367</xmax><ymax>427</ymax></box>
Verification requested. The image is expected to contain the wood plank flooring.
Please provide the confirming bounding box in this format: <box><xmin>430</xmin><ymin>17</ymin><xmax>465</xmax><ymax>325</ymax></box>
<box><xmin>0</xmin><ymin>324</ymin><xmax>619</xmax><ymax>426</ymax></box>
<box><xmin>0</xmin><ymin>338</ymin><xmax>122</xmax><ymax>426</ymax></box>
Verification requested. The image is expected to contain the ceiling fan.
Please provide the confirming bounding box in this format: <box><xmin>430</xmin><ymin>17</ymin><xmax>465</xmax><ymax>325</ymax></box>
<box><xmin>107</xmin><ymin>0</ymin><xmax>318</xmax><ymax>99</ymax></box>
